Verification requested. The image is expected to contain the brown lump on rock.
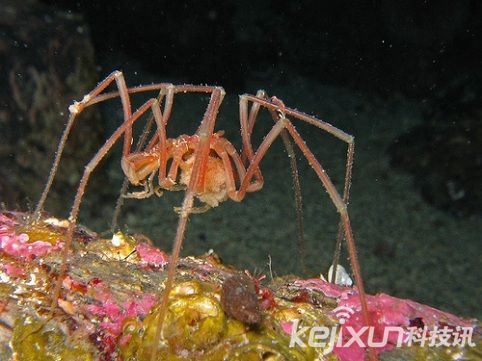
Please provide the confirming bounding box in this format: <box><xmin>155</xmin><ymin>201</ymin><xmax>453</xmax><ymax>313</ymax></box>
<box><xmin>220</xmin><ymin>273</ymin><xmax>261</xmax><ymax>325</ymax></box>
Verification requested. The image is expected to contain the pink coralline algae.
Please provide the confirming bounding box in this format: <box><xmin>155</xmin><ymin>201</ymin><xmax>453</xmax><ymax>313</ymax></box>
<box><xmin>135</xmin><ymin>242</ymin><xmax>169</xmax><ymax>267</ymax></box>
<box><xmin>339</xmin><ymin>292</ymin><xmax>474</xmax><ymax>330</ymax></box>
<box><xmin>295</xmin><ymin>277</ymin><xmax>477</xmax><ymax>361</ymax></box>
<box><xmin>280</xmin><ymin>320</ymin><xmax>295</xmax><ymax>335</ymax></box>
<box><xmin>2</xmin><ymin>262</ymin><xmax>25</xmax><ymax>277</ymax></box>
<box><xmin>0</xmin><ymin>213</ymin><xmax>63</xmax><ymax>259</ymax></box>
<box><xmin>84</xmin><ymin>278</ymin><xmax>156</xmax><ymax>338</ymax></box>
<box><xmin>286</xmin><ymin>277</ymin><xmax>477</xmax><ymax>361</ymax></box>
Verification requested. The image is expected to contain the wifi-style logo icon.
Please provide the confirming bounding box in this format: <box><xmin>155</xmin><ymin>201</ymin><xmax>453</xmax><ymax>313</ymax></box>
<box><xmin>333</xmin><ymin>305</ymin><xmax>355</xmax><ymax>324</ymax></box>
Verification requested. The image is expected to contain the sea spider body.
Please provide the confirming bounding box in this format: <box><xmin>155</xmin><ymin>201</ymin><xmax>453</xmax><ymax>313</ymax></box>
<box><xmin>121</xmin><ymin>131</ymin><xmax>236</xmax><ymax>208</ymax></box>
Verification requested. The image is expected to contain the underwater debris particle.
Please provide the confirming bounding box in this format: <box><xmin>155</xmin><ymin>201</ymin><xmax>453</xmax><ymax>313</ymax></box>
<box><xmin>221</xmin><ymin>273</ymin><xmax>261</xmax><ymax>325</ymax></box>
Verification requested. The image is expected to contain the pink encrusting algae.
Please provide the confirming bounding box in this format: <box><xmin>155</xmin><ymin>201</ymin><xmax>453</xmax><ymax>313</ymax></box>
<box><xmin>85</xmin><ymin>288</ymin><xmax>156</xmax><ymax>337</ymax></box>
<box><xmin>135</xmin><ymin>242</ymin><xmax>169</xmax><ymax>268</ymax></box>
<box><xmin>286</xmin><ymin>276</ymin><xmax>479</xmax><ymax>361</ymax></box>
<box><xmin>335</xmin><ymin>292</ymin><xmax>477</xmax><ymax>360</ymax></box>
<box><xmin>2</xmin><ymin>262</ymin><xmax>25</xmax><ymax>277</ymax></box>
<box><xmin>0</xmin><ymin>213</ymin><xmax>63</xmax><ymax>259</ymax></box>
<box><xmin>83</xmin><ymin>276</ymin><xmax>156</xmax><ymax>337</ymax></box>
<box><xmin>291</xmin><ymin>277</ymin><xmax>478</xmax><ymax>361</ymax></box>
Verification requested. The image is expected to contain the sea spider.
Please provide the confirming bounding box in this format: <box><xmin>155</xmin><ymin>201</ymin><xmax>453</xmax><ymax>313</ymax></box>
<box><xmin>34</xmin><ymin>71</ymin><xmax>376</xmax><ymax>361</ymax></box>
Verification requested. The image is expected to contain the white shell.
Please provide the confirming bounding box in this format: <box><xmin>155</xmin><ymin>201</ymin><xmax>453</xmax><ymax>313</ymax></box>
<box><xmin>327</xmin><ymin>264</ymin><xmax>353</xmax><ymax>287</ymax></box>
<box><xmin>111</xmin><ymin>232</ymin><xmax>124</xmax><ymax>247</ymax></box>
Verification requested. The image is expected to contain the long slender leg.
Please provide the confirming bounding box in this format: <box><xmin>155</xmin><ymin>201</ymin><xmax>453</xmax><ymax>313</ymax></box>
<box><xmin>156</xmin><ymin>85</ymin><xmax>174</xmax><ymax>185</ymax></box>
<box><xmin>239</xmin><ymin>92</ymin><xmax>265</xmax><ymax>191</ymax></box>
<box><xmin>242</xmin><ymin>94</ymin><xmax>305</xmax><ymax>276</ymax></box>
<box><xmin>283</xmin><ymin>121</ymin><xmax>376</xmax><ymax>361</ymax></box>
<box><xmin>111</xmin><ymin>87</ymin><xmax>172</xmax><ymax>231</ymax></box>
<box><xmin>230</xmin><ymin>98</ymin><xmax>377</xmax><ymax>361</ymax></box>
<box><xmin>280</xmin><ymin>104</ymin><xmax>355</xmax><ymax>283</ymax></box>
<box><xmin>239</xmin><ymin>93</ymin><xmax>306</xmax><ymax>262</ymax></box>
<box><xmin>117</xmin><ymin>84</ymin><xmax>225</xmax><ymax>190</ymax></box>
<box><xmin>242</xmin><ymin>95</ymin><xmax>355</xmax><ymax>279</ymax></box>
<box><xmin>111</xmin><ymin>115</ymin><xmax>157</xmax><ymax>231</ymax></box>
<box><xmin>35</xmin><ymin>75</ymin><xmax>198</xmax><ymax>223</ymax></box>
<box><xmin>113</xmin><ymin>84</ymin><xmax>228</xmax><ymax>233</ymax></box>
<box><xmin>214</xmin><ymin>138</ymin><xmax>247</xmax><ymax>186</ymax></box>
<box><xmin>269</xmin><ymin>98</ymin><xmax>355</xmax><ymax>282</ymax></box>
<box><xmin>331</xmin><ymin>141</ymin><xmax>355</xmax><ymax>282</ymax></box>
<box><xmin>34</xmin><ymin>71</ymin><xmax>132</xmax><ymax>221</ymax></box>
<box><xmin>280</xmin><ymin>130</ymin><xmax>307</xmax><ymax>274</ymax></box>
<box><xmin>149</xmin><ymin>87</ymin><xmax>225</xmax><ymax>361</ymax></box>
<box><xmin>49</xmin><ymin>98</ymin><xmax>162</xmax><ymax>315</ymax></box>
<box><xmin>264</xmin><ymin>97</ymin><xmax>307</xmax><ymax>275</ymax></box>
<box><xmin>211</xmin><ymin>140</ymin><xmax>240</xmax><ymax>194</ymax></box>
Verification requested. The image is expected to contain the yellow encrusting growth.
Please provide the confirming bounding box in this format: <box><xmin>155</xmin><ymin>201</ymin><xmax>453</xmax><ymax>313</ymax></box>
<box><xmin>21</xmin><ymin>222</ymin><xmax>67</xmax><ymax>246</ymax></box>
<box><xmin>120</xmin><ymin>279</ymin><xmax>338</xmax><ymax>360</ymax></box>
<box><xmin>11</xmin><ymin>316</ymin><xmax>95</xmax><ymax>361</ymax></box>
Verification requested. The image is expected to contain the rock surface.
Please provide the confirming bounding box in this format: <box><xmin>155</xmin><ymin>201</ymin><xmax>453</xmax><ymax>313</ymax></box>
<box><xmin>0</xmin><ymin>211</ymin><xmax>480</xmax><ymax>360</ymax></box>
<box><xmin>0</xmin><ymin>0</ymin><xmax>102</xmax><ymax>213</ymax></box>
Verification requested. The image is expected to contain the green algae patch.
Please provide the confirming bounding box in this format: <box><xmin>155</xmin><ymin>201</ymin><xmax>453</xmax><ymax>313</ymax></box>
<box><xmin>11</xmin><ymin>316</ymin><xmax>95</xmax><ymax>361</ymax></box>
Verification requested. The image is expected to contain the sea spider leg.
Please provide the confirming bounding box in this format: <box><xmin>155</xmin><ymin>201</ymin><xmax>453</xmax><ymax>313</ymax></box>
<box><xmin>275</xmin><ymin>100</ymin><xmax>354</xmax><ymax>280</ymax></box>
<box><xmin>232</xmin><ymin>95</ymin><xmax>376</xmax><ymax>361</ymax></box>
<box><xmin>111</xmin><ymin>84</ymin><xmax>221</xmax><ymax>227</ymax></box>
<box><xmin>111</xmin><ymin>85</ymin><xmax>174</xmax><ymax>229</ymax></box>
<box><xmin>49</xmin><ymin>98</ymin><xmax>164</xmax><ymax>315</ymax></box>
<box><xmin>279</xmin><ymin>131</ymin><xmax>307</xmax><ymax>273</ymax></box>
<box><xmin>118</xmin><ymin>86</ymin><xmax>173</xmax><ymax>200</ymax></box>
<box><xmin>33</xmin><ymin>71</ymin><xmax>132</xmax><ymax>221</ymax></box>
<box><xmin>331</xmin><ymin>138</ymin><xmax>355</xmax><ymax>282</ymax></box>
<box><xmin>111</xmin><ymin>114</ymin><xmax>158</xmax><ymax>231</ymax></box>
<box><xmin>149</xmin><ymin>87</ymin><xmax>225</xmax><ymax>361</ymax></box>
<box><xmin>242</xmin><ymin>94</ymin><xmax>355</xmax><ymax>281</ymax></box>
<box><xmin>145</xmin><ymin>84</ymin><xmax>226</xmax><ymax>190</ymax></box>
<box><xmin>240</xmin><ymin>90</ymin><xmax>265</xmax><ymax>184</ymax></box>
<box><xmin>34</xmin><ymin>70</ymin><xmax>185</xmax><ymax>225</ymax></box>
<box><xmin>240</xmin><ymin>92</ymin><xmax>307</xmax><ymax>273</ymax></box>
